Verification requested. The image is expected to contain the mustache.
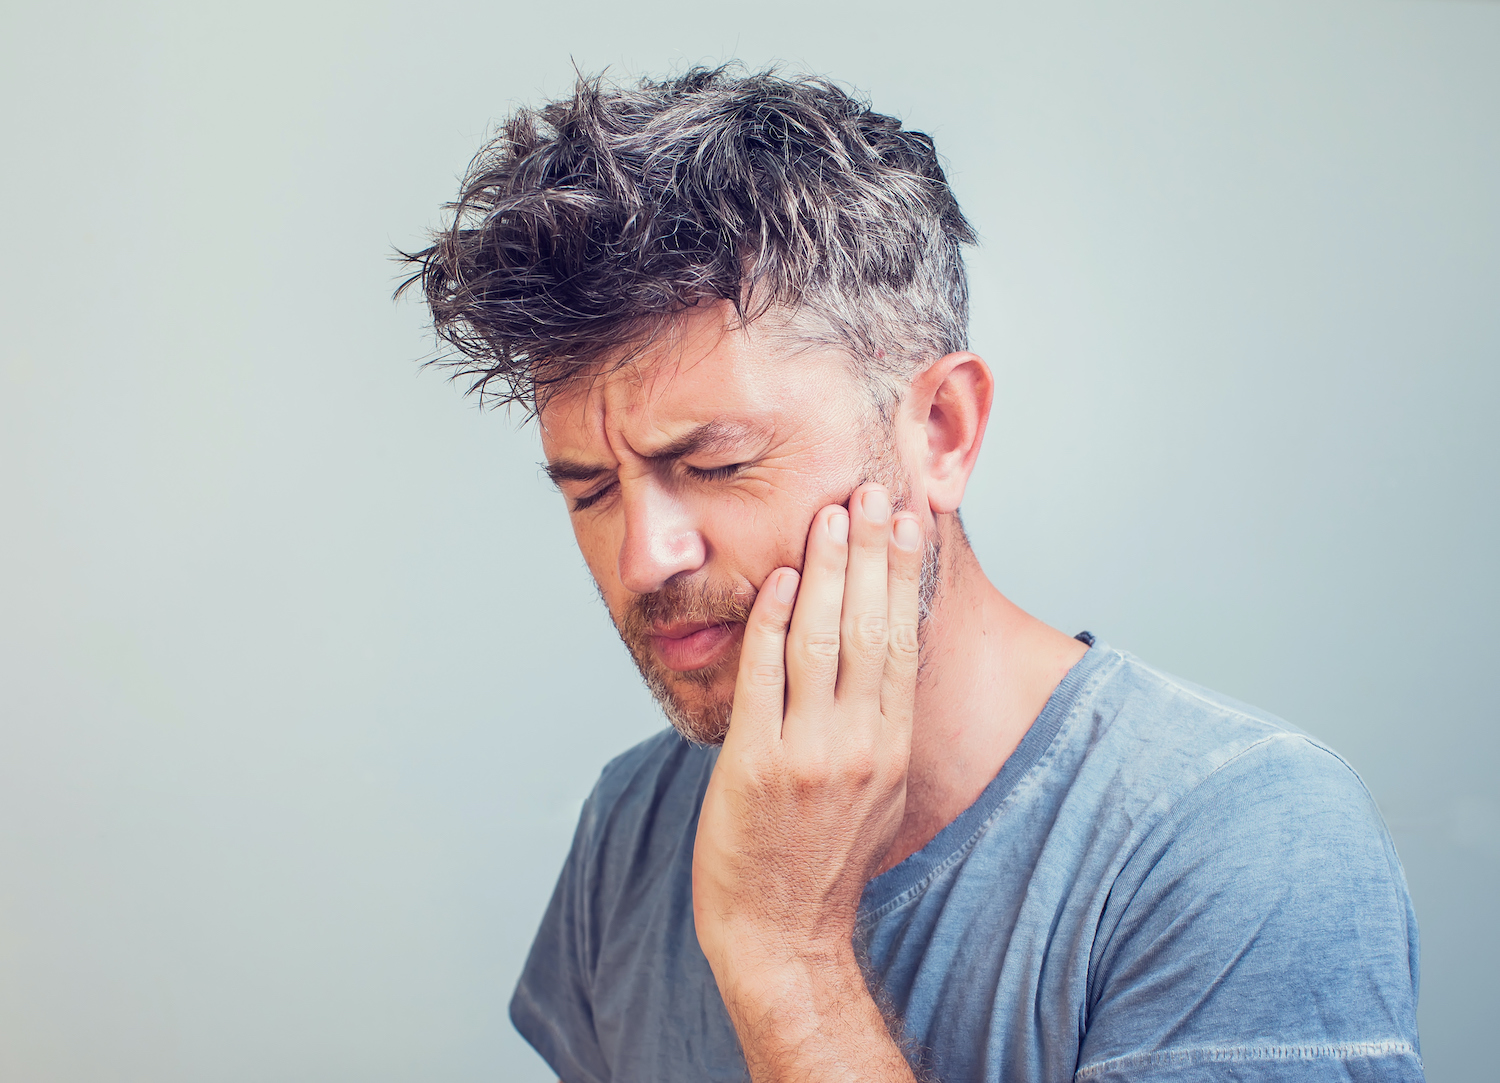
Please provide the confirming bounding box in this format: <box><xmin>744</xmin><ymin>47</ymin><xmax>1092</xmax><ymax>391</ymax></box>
<box><xmin>618</xmin><ymin>577</ymin><xmax>755</xmax><ymax>642</ymax></box>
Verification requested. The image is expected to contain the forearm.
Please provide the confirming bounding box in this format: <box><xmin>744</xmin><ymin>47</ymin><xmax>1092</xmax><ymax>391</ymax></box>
<box><xmin>718</xmin><ymin>947</ymin><xmax>918</xmax><ymax>1083</ymax></box>
<box><xmin>693</xmin><ymin>489</ymin><xmax>928</xmax><ymax>1082</ymax></box>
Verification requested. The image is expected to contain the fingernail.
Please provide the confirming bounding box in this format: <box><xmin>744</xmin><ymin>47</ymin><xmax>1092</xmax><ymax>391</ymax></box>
<box><xmin>893</xmin><ymin>515</ymin><xmax>921</xmax><ymax>551</ymax></box>
<box><xmin>829</xmin><ymin>510</ymin><xmax>849</xmax><ymax>543</ymax></box>
<box><xmin>774</xmin><ymin>569</ymin><xmax>799</xmax><ymax>604</ymax></box>
<box><xmin>861</xmin><ymin>487</ymin><xmax>891</xmax><ymax>524</ymax></box>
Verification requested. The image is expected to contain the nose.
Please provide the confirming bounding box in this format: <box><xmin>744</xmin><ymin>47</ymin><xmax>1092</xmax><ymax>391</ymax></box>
<box><xmin>616</xmin><ymin>476</ymin><xmax>707</xmax><ymax>595</ymax></box>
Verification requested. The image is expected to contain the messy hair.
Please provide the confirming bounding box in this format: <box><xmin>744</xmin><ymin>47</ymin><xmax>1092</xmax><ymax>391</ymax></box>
<box><xmin>398</xmin><ymin>65</ymin><xmax>976</xmax><ymax>414</ymax></box>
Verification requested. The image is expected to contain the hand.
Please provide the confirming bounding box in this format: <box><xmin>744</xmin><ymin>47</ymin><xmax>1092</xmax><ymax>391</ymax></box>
<box><xmin>692</xmin><ymin>482</ymin><xmax>925</xmax><ymax>996</ymax></box>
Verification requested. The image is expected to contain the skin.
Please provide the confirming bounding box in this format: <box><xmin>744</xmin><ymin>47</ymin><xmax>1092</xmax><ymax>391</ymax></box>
<box><xmin>539</xmin><ymin>302</ymin><xmax>1087</xmax><ymax>1082</ymax></box>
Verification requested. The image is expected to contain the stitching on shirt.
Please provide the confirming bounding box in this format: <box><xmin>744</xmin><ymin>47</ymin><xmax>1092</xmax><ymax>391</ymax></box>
<box><xmin>1121</xmin><ymin>655</ymin><xmax>1286</xmax><ymax>732</ymax></box>
<box><xmin>1121</xmin><ymin>653</ymin><xmax>1387</xmax><ymax>808</ymax></box>
<box><xmin>1073</xmin><ymin>1040</ymin><xmax>1421</xmax><ymax>1079</ymax></box>
<box><xmin>1121</xmin><ymin>656</ymin><xmax>1371</xmax><ymax>780</ymax></box>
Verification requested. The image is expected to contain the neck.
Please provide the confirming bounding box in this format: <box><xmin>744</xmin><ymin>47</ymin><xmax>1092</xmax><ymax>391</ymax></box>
<box><xmin>875</xmin><ymin>515</ymin><xmax>1088</xmax><ymax>876</ymax></box>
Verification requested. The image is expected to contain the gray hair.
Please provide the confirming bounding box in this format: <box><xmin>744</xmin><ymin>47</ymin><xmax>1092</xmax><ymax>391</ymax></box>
<box><xmin>398</xmin><ymin>65</ymin><xmax>977</xmax><ymax>413</ymax></box>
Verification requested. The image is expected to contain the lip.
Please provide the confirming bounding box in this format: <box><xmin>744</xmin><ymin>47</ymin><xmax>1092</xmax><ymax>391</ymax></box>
<box><xmin>649</xmin><ymin>622</ymin><xmax>742</xmax><ymax>672</ymax></box>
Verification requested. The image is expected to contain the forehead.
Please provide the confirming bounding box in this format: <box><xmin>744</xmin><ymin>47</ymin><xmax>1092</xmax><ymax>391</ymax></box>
<box><xmin>537</xmin><ymin>305</ymin><xmax>859</xmax><ymax>454</ymax></box>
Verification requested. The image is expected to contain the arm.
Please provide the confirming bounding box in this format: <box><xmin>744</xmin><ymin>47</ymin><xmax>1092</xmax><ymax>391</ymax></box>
<box><xmin>692</xmin><ymin>483</ymin><xmax>925</xmax><ymax>1083</ymax></box>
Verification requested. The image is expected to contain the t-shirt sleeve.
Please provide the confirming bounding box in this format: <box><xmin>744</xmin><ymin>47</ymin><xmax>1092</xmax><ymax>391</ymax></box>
<box><xmin>509</xmin><ymin>790</ymin><xmax>612</xmax><ymax>1083</ymax></box>
<box><xmin>1076</xmin><ymin>735</ymin><xmax>1423</xmax><ymax>1083</ymax></box>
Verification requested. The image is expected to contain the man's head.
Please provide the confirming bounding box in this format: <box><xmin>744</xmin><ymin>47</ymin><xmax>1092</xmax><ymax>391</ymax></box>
<box><xmin>402</xmin><ymin>65</ymin><xmax>975</xmax><ymax>413</ymax></box>
<box><xmin>402</xmin><ymin>67</ymin><xmax>990</xmax><ymax>743</ymax></box>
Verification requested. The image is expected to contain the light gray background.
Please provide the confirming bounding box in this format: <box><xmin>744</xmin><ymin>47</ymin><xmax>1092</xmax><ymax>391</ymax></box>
<box><xmin>1</xmin><ymin>1</ymin><xmax>1495</xmax><ymax>1080</ymax></box>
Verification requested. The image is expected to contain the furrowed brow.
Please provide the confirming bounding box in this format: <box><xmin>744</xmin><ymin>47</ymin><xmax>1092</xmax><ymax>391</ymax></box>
<box><xmin>645</xmin><ymin>419</ymin><xmax>768</xmax><ymax>461</ymax></box>
<box><xmin>541</xmin><ymin>459</ymin><xmax>610</xmax><ymax>486</ymax></box>
<box><xmin>542</xmin><ymin>419</ymin><xmax>770</xmax><ymax>486</ymax></box>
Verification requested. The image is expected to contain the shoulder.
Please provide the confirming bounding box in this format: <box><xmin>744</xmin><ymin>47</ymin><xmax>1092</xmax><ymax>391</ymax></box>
<box><xmin>590</xmin><ymin>726</ymin><xmax>705</xmax><ymax>812</ymax></box>
<box><xmin>1072</xmin><ymin>647</ymin><xmax>1373</xmax><ymax>816</ymax></box>
<box><xmin>1092</xmin><ymin>647</ymin><xmax>1310</xmax><ymax>750</ymax></box>
<box><xmin>1074</xmin><ymin>651</ymin><xmax>1421</xmax><ymax>1077</ymax></box>
<box><xmin>511</xmin><ymin>729</ymin><xmax>719</xmax><ymax>1083</ymax></box>
<box><xmin>591</xmin><ymin>726</ymin><xmax>714</xmax><ymax>813</ymax></box>
<box><xmin>1080</xmin><ymin>647</ymin><xmax>1409</xmax><ymax>923</ymax></box>
<box><xmin>575</xmin><ymin>727</ymin><xmax>717</xmax><ymax>875</ymax></box>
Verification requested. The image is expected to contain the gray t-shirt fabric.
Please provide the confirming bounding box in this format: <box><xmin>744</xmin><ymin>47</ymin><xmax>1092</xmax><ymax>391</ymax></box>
<box><xmin>511</xmin><ymin>640</ymin><xmax>1423</xmax><ymax>1082</ymax></box>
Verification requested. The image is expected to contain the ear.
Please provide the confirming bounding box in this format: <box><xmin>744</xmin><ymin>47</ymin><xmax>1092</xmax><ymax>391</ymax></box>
<box><xmin>901</xmin><ymin>351</ymin><xmax>994</xmax><ymax>515</ymax></box>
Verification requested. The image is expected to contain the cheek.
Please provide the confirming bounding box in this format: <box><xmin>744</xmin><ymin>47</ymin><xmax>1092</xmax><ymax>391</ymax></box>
<box><xmin>702</xmin><ymin>485</ymin><xmax>829</xmax><ymax>580</ymax></box>
<box><xmin>569</xmin><ymin>511</ymin><xmax>626</xmax><ymax>596</ymax></box>
<box><xmin>760</xmin><ymin>460</ymin><xmax>864</xmax><ymax>551</ymax></box>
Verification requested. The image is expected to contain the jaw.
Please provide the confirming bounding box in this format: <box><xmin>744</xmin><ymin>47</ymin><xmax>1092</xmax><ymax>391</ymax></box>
<box><xmin>621</xmin><ymin>627</ymin><xmax>743</xmax><ymax>746</ymax></box>
<box><xmin>643</xmin><ymin>666</ymin><xmax>738</xmax><ymax>746</ymax></box>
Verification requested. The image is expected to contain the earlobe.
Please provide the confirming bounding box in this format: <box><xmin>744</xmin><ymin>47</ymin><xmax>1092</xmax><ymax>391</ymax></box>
<box><xmin>908</xmin><ymin>352</ymin><xmax>994</xmax><ymax>515</ymax></box>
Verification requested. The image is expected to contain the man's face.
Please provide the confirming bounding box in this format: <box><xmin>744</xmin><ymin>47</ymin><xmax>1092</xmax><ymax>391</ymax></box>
<box><xmin>538</xmin><ymin>305</ymin><xmax>918</xmax><ymax>745</ymax></box>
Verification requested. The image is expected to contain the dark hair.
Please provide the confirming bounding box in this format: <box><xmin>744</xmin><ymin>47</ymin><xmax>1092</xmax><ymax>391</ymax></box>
<box><xmin>398</xmin><ymin>65</ymin><xmax>976</xmax><ymax>413</ymax></box>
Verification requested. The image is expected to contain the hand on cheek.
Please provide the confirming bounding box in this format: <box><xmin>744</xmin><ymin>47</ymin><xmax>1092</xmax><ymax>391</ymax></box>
<box><xmin>691</xmin><ymin>482</ymin><xmax>924</xmax><ymax>991</ymax></box>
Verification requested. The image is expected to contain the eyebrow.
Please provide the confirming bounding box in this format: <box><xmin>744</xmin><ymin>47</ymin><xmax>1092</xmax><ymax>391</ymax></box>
<box><xmin>542</xmin><ymin>459</ymin><xmax>611</xmax><ymax>485</ymax></box>
<box><xmin>541</xmin><ymin>418</ymin><xmax>769</xmax><ymax>486</ymax></box>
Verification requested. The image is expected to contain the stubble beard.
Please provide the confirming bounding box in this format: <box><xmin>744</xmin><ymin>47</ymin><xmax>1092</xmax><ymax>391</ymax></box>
<box><xmin>614</xmin><ymin>577</ymin><xmax>755</xmax><ymax>746</ymax></box>
<box><xmin>607</xmin><ymin>436</ymin><xmax>944</xmax><ymax>747</ymax></box>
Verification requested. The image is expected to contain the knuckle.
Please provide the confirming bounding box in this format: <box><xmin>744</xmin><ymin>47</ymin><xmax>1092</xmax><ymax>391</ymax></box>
<box><xmin>797</xmin><ymin>631</ymin><xmax>842</xmax><ymax>670</ymax></box>
<box><xmin>790</xmin><ymin>755</ymin><xmax>835</xmax><ymax>793</ymax></box>
<box><xmin>744</xmin><ymin>662</ymin><xmax>784</xmax><ymax>689</ymax></box>
<box><xmin>888</xmin><ymin>620</ymin><xmax>920</xmax><ymax>657</ymax></box>
<box><xmin>848</xmin><ymin>613</ymin><xmax>889</xmax><ymax>654</ymax></box>
<box><xmin>840</xmin><ymin>747</ymin><xmax>878</xmax><ymax>786</ymax></box>
<box><xmin>753</xmin><ymin>609</ymin><xmax>793</xmax><ymax>637</ymax></box>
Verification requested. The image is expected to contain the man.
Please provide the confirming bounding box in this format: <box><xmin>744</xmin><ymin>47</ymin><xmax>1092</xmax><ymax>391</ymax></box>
<box><xmin>402</xmin><ymin>67</ymin><xmax>1422</xmax><ymax>1082</ymax></box>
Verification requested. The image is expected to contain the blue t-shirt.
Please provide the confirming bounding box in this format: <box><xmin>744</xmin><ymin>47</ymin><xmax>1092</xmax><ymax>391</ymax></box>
<box><xmin>511</xmin><ymin>641</ymin><xmax>1423</xmax><ymax>1082</ymax></box>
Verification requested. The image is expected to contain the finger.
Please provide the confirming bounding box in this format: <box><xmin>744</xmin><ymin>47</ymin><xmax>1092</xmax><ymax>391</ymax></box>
<box><xmin>880</xmin><ymin>512</ymin><xmax>924</xmax><ymax>736</ymax></box>
<box><xmin>835</xmin><ymin>484</ymin><xmax>892</xmax><ymax>706</ymax></box>
<box><xmin>783</xmin><ymin>504</ymin><xmax>850</xmax><ymax>725</ymax></box>
<box><xmin>726</xmin><ymin>566</ymin><xmax>800</xmax><ymax>750</ymax></box>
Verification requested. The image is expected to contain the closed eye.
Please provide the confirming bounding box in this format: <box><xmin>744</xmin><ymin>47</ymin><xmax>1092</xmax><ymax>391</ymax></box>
<box><xmin>685</xmin><ymin>462</ymin><xmax>749</xmax><ymax>482</ymax></box>
<box><xmin>569</xmin><ymin>481</ymin><xmax>617</xmax><ymax>512</ymax></box>
<box><xmin>568</xmin><ymin>461</ymin><xmax>751</xmax><ymax>510</ymax></box>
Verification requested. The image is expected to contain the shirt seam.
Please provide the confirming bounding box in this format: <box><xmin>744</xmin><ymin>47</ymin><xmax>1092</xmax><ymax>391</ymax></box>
<box><xmin>1074</xmin><ymin>1040</ymin><xmax>1422</xmax><ymax>1079</ymax></box>
<box><xmin>1120</xmin><ymin>655</ymin><xmax>1383</xmax><ymax>820</ymax></box>
<box><xmin>1121</xmin><ymin>655</ymin><xmax>1288</xmax><ymax>734</ymax></box>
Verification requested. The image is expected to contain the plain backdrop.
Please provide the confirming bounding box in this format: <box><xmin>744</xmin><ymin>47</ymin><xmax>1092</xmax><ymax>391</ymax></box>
<box><xmin>1</xmin><ymin>1</ymin><xmax>1495</xmax><ymax>1080</ymax></box>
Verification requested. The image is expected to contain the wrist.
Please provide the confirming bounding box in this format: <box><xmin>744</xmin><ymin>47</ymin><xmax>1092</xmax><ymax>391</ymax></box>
<box><xmin>711</xmin><ymin>943</ymin><xmax>914</xmax><ymax>1083</ymax></box>
<box><xmin>714</xmin><ymin>938</ymin><xmax>865</xmax><ymax>1017</ymax></box>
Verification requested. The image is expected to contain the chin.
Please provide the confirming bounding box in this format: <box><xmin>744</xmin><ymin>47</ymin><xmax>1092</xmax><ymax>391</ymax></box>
<box><xmin>611</xmin><ymin>611</ymin><xmax>742</xmax><ymax>744</ymax></box>
<box><xmin>640</xmin><ymin>664</ymin><xmax>736</xmax><ymax>746</ymax></box>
